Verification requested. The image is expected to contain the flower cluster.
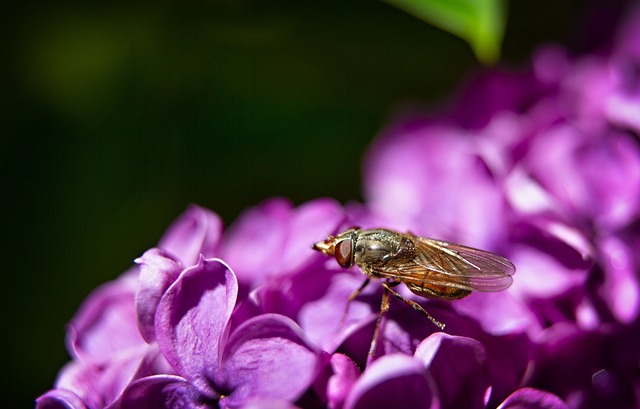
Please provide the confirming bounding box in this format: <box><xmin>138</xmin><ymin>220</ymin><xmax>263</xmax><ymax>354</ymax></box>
<box><xmin>37</xmin><ymin>7</ymin><xmax>640</xmax><ymax>409</ymax></box>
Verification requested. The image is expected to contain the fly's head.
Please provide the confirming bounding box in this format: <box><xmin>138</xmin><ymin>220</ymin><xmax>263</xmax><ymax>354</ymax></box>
<box><xmin>312</xmin><ymin>227</ymin><xmax>360</xmax><ymax>268</ymax></box>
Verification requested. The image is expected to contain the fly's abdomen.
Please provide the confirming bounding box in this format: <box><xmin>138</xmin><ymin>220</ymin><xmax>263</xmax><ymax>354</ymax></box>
<box><xmin>406</xmin><ymin>281</ymin><xmax>471</xmax><ymax>300</ymax></box>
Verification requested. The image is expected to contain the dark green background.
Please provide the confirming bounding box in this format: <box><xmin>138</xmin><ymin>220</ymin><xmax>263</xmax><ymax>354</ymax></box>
<box><xmin>2</xmin><ymin>0</ymin><xmax>626</xmax><ymax>406</ymax></box>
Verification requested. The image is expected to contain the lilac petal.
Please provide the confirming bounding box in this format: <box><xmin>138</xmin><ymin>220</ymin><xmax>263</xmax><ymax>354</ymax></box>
<box><xmin>530</xmin><ymin>323</ymin><xmax>603</xmax><ymax>400</ymax></box>
<box><xmin>251</xmin><ymin>262</ymin><xmax>336</xmax><ymax>321</ymax></box>
<box><xmin>297</xmin><ymin>272</ymin><xmax>377</xmax><ymax>352</ymax></box>
<box><xmin>49</xmin><ymin>343</ymin><xmax>157</xmax><ymax>409</ymax></box>
<box><xmin>532</xmin><ymin>46</ymin><xmax>572</xmax><ymax>86</ymax></box>
<box><xmin>529</xmin><ymin>218</ymin><xmax>592</xmax><ymax>262</ymax></box>
<box><xmin>523</xmin><ymin>125</ymin><xmax>586</xmax><ymax>218</ymax></box>
<box><xmin>98</xmin><ymin>344</ymin><xmax>173</xmax><ymax>404</ymax></box>
<box><xmin>111</xmin><ymin>375</ymin><xmax>210</xmax><ymax>409</ymax></box>
<box><xmin>377</xmin><ymin>316</ymin><xmax>422</xmax><ymax>357</ymax></box>
<box><xmin>561</xmin><ymin>59</ymin><xmax>614</xmax><ymax>129</ymax></box>
<box><xmin>508</xmin><ymin>246</ymin><xmax>586</xmax><ymax>300</ymax></box>
<box><xmin>221</xmin><ymin>198</ymin><xmax>344</xmax><ymax>286</ymax></box>
<box><xmin>220</xmin><ymin>198</ymin><xmax>292</xmax><ymax>284</ymax></box>
<box><xmin>525</xmin><ymin>125</ymin><xmax>640</xmax><ymax>231</ymax></box>
<box><xmin>278</xmin><ymin>198</ymin><xmax>344</xmax><ymax>273</ymax></box>
<box><xmin>574</xmin><ymin>132</ymin><xmax>640</xmax><ymax>230</ymax></box>
<box><xmin>454</xmin><ymin>291</ymin><xmax>538</xmax><ymax>335</ymax></box>
<box><xmin>155</xmin><ymin>257</ymin><xmax>238</xmax><ymax>399</ymax></box>
<box><xmin>67</xmin><ymin>275</ymin><xmax>144</xmax><ymax>362</ymax></box>
<box><xmin>343</xmin><ymin>354</ymin><xmax>434</xmax><ymax>409</ymax></box>
<box><xmin>497</xmin><ymin>387</ymin><xmax>569</xmax><ymax>409</ymax></box>
<box><xmin>450</xmin><ymin>69</ymin><xmax>546</xmax><ymax>130</ymax></box>
<box><xmin>504</xmin><ymin>166</ymin><xmax>560</xmax><ymax>216</ymax></box>
<box><xmin>52</xmin><ymin>360</ymin><xmax>104</xmax><ymax>409</ymax></box>
<box><xmin>158</xmin><ymin>204</ymin><xmax>223</xmax><ymax>266</ymax></box>
<box><xmin>364</xmin><ymin>122</ymin><xmax>506</xmax><ymax>249</ymax></box>
<box><xmin>606</xmin><ymin>92</ymin><xmax>640</xmax><ymax>133</ymax></box>
<box><xmin>598</xmin><ymin>235</ymin><xmax>640</xmax><ymax>324</ymax></box>
<box><xmin>36</xmin><ymin>389</ymin><xmax>87</xmax><ymax>409</ymax></box>
<box><xmin>609</xmin><ymin>5</ymin><xmax>640</xmax><ymax>132</ymax></box>
<box><xmin>512</xmin><ymin>217</ymin><xmax>592</xmax><ymax>271</ymax></box>
<box><xmin>415</xmin><ymin>333</ymin><xmax>490</xmax><ymax>409</ymax></box>
<box><xmin>356</xmin><ymin>296</ymin><xmax>530</xmax><ymax>405</ymax></box>
<box><xmin>216</xmin><ymin>314</ymin><xmax>321</xmax><ymax>408</ymax></box>
<box><xmin>134</xmin><ymin>248</ymin><xmax>184</xmax><ymax>343</ymax></box>
<box><xmin>228</xmin><ymin>297</ymin><xmax>262</xmax><ymax>336</ymax></box>
<box><xmin>237</xmin><ymin>398</ymin><xmax>302</xmax><ymax>409</ymax></box>
<box><xmin>327</xmin><ymin>353</ymin><xmax>361</xmax><ymax>409</ymax></box>
<box><xmin>446</xmin><ymin>320</ymin><xmax>530</xmax><ymax>407</ymax></box>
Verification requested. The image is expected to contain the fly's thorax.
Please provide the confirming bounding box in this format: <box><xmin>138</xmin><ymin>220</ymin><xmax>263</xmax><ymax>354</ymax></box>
<box><xmin>353</xmin><ymin>229</ymin><xmax>415</xmax><ymax>267</ymax></box>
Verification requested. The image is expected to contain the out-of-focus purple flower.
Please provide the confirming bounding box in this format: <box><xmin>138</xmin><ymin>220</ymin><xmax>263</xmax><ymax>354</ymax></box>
<box><xmin>528</xmin><ymin>321</ymin><xmax>640</xmax><ymax>409</ymax></box>
<box><xmin>365</xmin><ymin>121</ymin><xmax>509</xmax><ymax>249</ymax></box>
<box><xmin>357</xmin><ymin>4</ymin><xmax>640</xmax><ymax>408</ymax></box>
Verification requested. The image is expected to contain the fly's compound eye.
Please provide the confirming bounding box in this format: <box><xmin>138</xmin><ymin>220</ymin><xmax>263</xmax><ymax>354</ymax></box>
<box><xmin>335</xmin><ymin>239</ymin><xmax>354</xmax><ymax>268</ymax></box>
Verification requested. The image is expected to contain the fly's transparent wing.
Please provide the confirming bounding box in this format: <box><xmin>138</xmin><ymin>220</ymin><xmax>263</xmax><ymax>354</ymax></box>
<box><xmin>358</xmin><ymin>233</ymin><xmax>514</xmax><ymax>294</ymax></box>
<box><xmin>409</xmin><ymin>236</ymin><xmax>514</xmax><ymax>292</ymax></box>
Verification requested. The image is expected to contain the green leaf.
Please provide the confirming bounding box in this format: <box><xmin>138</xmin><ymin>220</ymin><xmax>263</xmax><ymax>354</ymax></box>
<box><xmin>383</xmin><ymin>0</ymin><xmax>506</xmax><ymax>63</ymax></box>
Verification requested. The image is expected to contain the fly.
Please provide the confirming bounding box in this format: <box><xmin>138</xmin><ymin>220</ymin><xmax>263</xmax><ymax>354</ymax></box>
<box><xmin>312</xmin><ymin>227</ymin><xmax>515</xmax><ymax>356</ymax></box>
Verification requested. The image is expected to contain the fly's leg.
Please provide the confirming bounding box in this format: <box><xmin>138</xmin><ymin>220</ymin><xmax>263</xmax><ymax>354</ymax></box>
<box><xmin>367</xmin><ymin>282</ymin><xmax>391</xmax><ymax>361</ymax></box>
<box><xmin>349</xmin><ymin>278</ymin><xmax>371</xmax><ymax>302</ymax></box>
<box><xmin>381</xmin><ymin>281</ymin><xmax>446</xmax><ymax>330</ymax></box>
<box><xmin>338</xmin><ymin>278</ymin><xmax>370</xmax><ymax>330</ymax></box>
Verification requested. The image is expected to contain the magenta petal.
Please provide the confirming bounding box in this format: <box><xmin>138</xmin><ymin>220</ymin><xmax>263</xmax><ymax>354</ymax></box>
<box><xmin>221</xmin><ymin>198</ymin><xmax>345</xmax><ymax>286</ymax></box>
<box><xmin>67</xmin><ymin>275</ymin><xmax>143</xmax><ymax>362</ymax></box>
<box><xmin>298</xmin><ymin>272</ymin><xmax>376</xmax><ymax>352</ymax></box>
<box><xmin>454</xmin><ymin>291</ymin><xmax>538</xmax><ymax>336</ymax></box>
<box><xmin>278</xmin><ymin>198</ymin><xmax>345</xmax><ymax>273</ymax></box>
<box><xmin>574</xmin><ymin>132</ymin><xmax>640</xmax><ymax>230</ymax></box>
<box><xmin>237</xmin><ymin>398</ymin><xmax>302</xmax><ymax>409</ymax></box>
<box><xmin>36</xmin><ymin>389</ymin><xmax>87</xmax><ymax>409</ymax></box>
<box><xmin>98</xmin><ymin>345</ymin><xmax>171</xmax><ymax>404</ymax></box>
<box><xmin>451</xmin><ymin>69</ymin><xmax>545</xmax><ymax>130</ymax></box>
<box><xmin>497</xmin><ymin>387</ymin><xmax>569</xmax><ymax>409</ymax></box>
<box><xmin>343</xmin><ymin>354</ymin><xmax>433</xmax><ymax>409</ymax></box>
<box><xmin>526</xmin><ymin>126</ymin><xmax>640</xmax><ymax>230</ymax></box>
<box><xmin>113</xmin><ymin>375</ymin><xmax>210</xmax><ymax>409</ymax></box>
<box><xmin>220</xmin><ymin>198</ymin><xmax>292</xmax><ymax>284</ymax></box>
<box><xmin>49</xmin><ymin>343</ymin><xmax>156</xmax><ymax>409</ymax></box>
<box><xmin>217</xmin><ymin>314</ymin><xmax>321</xmax><ymax>408</ymax></box>
<box><xmin>158</xmin><ymin>205</ymin><xmax>223</xmax><ymax>266</ymax></box>
<box><xmin>51</xmin><ymin>360</ymin><xmax>103</xmax><ymax>409</ymax></box>
<box><xmin>606</xmin><ymin>92</ymin><xmax>640</xmax><ymax>133</ymax></box>
<box><xmin>415</xmin><ymin>333</ymin><xmax>490</xmax><ymax>409</ymax></box>
<box><xmin>364</xmin><ymin>122</ymin><xmax>506</xmax><ymax>248</ymax></box>
<box><xmin>508</xmin><ymin>246</ymin><xmax>585</xmax><ymax>300</ymax></box>
<box><xmin>134</xmin><ymin>248</ymin><xmax>184</xmax><ymax>342</ymax></box>
<box><xmin>598</xmin><ymin>235</ymin><xmax>640</xmax><ymax>323</ymax></box>
<box><xmin>327</xmin><ymin>353</ymin><xmax>361</xmax><ymax>409</ymax></box>
<box><xmin>155</xmin><ymin>257</ymin><xmax>238</xmax><ymax>399</ymax></box>
<box><xmin>531</xmin><ymin>323</ymin><xmax>604</xmax><ymax>400</ymax></box>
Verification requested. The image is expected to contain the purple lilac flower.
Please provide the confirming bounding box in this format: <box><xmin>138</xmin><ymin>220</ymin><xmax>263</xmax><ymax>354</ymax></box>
<box><xmin>38</xmin><ymin>5</ymin><xmax>640</xmax><ymax>409</ymax></box>
<box><xmin>37</xmin><ymin>201</ymin><xmax>337</xmax><ymax>409</ymax></box>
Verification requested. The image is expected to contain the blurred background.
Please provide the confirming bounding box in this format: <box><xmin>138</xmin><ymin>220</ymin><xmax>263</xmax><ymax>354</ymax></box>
<box><xmin>1</xmin><ymin>0</ymin><xmax>627</xmax><ymax>406</ymax></box>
